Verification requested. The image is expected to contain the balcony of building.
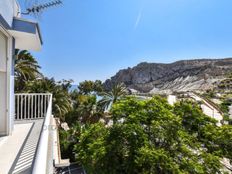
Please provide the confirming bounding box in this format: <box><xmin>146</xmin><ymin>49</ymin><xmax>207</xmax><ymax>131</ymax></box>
<box><xmin>0</xmin><ymin>93</ymin><xmax>69</xmax><ymax>174</ymax></box>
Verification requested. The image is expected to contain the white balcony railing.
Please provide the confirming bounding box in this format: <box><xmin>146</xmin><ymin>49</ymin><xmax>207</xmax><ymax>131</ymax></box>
<box><xmin>15</xmin><ymin>93</ymin><xmax>54</xmax><ymax>173</ymax></box>
<box><xmin>15</xmin><ymin>93</ymin><xmax>51</xmax><ymax>120</ymax></box>
<box><xmin>32</xmin><ymin>93</ymin><xmax>54</xmax><ymax>174</ymax></box>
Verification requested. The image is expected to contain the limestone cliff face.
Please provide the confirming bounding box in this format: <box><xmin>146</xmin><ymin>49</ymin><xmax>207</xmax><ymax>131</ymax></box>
<box><xmin>105</xmin><ymin>58</ymin><xmax>232</xmax><ymax>93</ymax></box>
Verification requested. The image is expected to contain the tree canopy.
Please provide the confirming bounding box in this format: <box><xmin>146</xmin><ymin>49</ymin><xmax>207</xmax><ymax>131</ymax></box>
<box><xmin>78</xmin><ymin>80</ymin><xmax>103</xmax><ymax>95</ymax></box>
<box><xmin>15</xmin><ymin>49</ymin><xmax>42</xmax><ymax>92</ymax></box>
<box><xmin>74</xmin><ymin>97</ymin><xmax>232</xmax><ymax>174</ymax></box>
<box><xmin>25</xmin><ymin>78</ymin><xmax>73</xmax><ymax>119</ymax></box>
<box><xmin>14</xmin><ymin>49</ymin><xmax>232</xmax><ymax>173</ymax></box>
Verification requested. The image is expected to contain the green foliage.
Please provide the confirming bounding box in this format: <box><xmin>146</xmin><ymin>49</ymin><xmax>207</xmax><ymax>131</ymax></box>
<box><xmin>13</xmin><ymin>50</ymin><xmax>108</xmax><ymax>163</ymax></box>
<box><xmin>99</xmin><ymin>83</ymin><xmax>127</xmax><ymax>111</ymax></box>
<box><xmin>65</xmin><ymin>92</ymin><xmax>105</xmax><ymax>125</ymax></box>
<box><xmin>174</xmin><ymin>100</ymin><xmax>217</xmax><ymax>133</ymax></box>
<box><xmin>25</xmin><ymin>78</ymin><xmax>72</xmax><ymax>119</ymax></box>
<box><xmin>220</xmin><ymin>99</ymin><xmax>231</xmax><ymax>113</ymax></box>
<box><xmin>203</xmin><ymin>90</ymin><xmax>215</xmax><ymax>98</ymax></box>
<box><xmin>136</xmin><ymin>146</ymin><xmax>180</xmax><ymax>174</ymax></box>
<box><xmin>73</xmin><ymin>97</ymin><xmax>232</xmax><ymax>174</ymax></box>
<box><xmin>215</xmin><ymin>125</ymin><xmax>232</xmax><ymax>159</ymax></box>
<box><xmin>75</xmin><ymin>123</ymin><xmax>108</xmax><ymax>173</ymax></box>
<box><xmin>14</xmin><ymin>50</ymin><xmax>73</xmax><ymax>119</ymax></box>
<box><xmin>15</xmin><ymin>49</ymin><xmax>42</xmax><ymax>92</ymax></box>
<box><xmin>14</xmin><ymin>49</ymin><xmax>232</xmax><ymax>173</ymax></box>
<box><xmin>78</xmin><ymin>80</ymin><xmax>103</xmax><ymax>95</ymax></box>
<box><xmin>76</xmin><ymin>94</ymin><xmax>103</xmax><ymax>124</ymax></box>
<box><xmin>219</xmin><ymin>99</ymin><xmax>232</xmax><ymax>123</ymax></box>
<box><xmin>59</xmin><ymin>123</ymin><xmax>81</xmax><ymax>162</ymax></box>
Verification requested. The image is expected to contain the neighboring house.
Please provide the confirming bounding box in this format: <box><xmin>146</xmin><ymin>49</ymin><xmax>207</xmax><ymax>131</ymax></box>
<box><xmin>0</xmin><ymin>1</ymin><xmax>69</xmax><ymax>173</ymax></box>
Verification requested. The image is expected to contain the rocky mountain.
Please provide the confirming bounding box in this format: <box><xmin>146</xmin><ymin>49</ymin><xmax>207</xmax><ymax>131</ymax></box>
<box><xmin>105</xmin><ymin>58</ymin><xmax>232</xmax><ymax>94</ymax></box>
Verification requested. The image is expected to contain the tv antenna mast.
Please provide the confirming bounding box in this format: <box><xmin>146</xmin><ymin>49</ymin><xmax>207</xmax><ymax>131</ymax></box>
<box><xmin>21</xmin><ymin>0</ymin><xmax>62</xmax><ymax>16</ymax></box>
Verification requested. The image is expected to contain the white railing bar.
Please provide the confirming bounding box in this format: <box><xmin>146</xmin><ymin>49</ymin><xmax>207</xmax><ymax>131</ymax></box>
<box><xmin>40</xmin><ymin>95</ymin><xmax>42</xmax><ymax>118</ymax></box>
<box><xmin>43</xmin><ymin>96</ymin><xmax>45</xmax><ymax>117</ymax></box>
<box><xmin>38</xmin><ymin>95</ymin><xmax>40</xmax><ymax>118</ymax></box>
<box><xmin>17</xmin><ymin>95</ymin><xmax>19</xmax><ymax>120</ymax></box>
<box><xmin>24</xmin><ymin>96</ymin><xmax>26</xmax><ymax>120</ymax></box>
<box><xmin>14</xmin><ymin>93</ymin><xmax>54</xmax><ymax>173</ymax></box>
<box><xmin>33</xmin><ymin>95</ymin><xmax>36</xmax><ymax>119</ymax></box>
<box><xmin>15</xmin><ymin>93</ymin><xmax>52</xmax><ymax>121</ymax></box>
<box><xmin>32</xmin><ymin>95</ymin><xmax>34</xmax><ymax>119</ymax></box>
<box><xmin>15</xmin><ymin>93</ymin><xmax>52</xmax><ymax>95</ymax></box>
<box><xmin>27</xmin><ymin>95</ymin><xmax>29</xmax><ymax>119</ymax></box>
<box><xmin>20</xmin><ymin>96</ymin><xmax>22</xmax><ymax>120</ymax></box>
<box><xmin>32</xmin><ymin>94</ymin><xmax>53</xmax><ymax>174</ymax></box>
<box><xmin>35</xmin><ymin>95</ymin><xmax>37</xmax><ymax>118</ymax></box>
<box><xmin>45</xmin><ymin>95</ymin><xmax>47</xmax><ymax>117</ymax></box>
<box><xmin>41</xmin><ymin>95</ymin><xmax>43</xmax><ymax>118</ymax></box>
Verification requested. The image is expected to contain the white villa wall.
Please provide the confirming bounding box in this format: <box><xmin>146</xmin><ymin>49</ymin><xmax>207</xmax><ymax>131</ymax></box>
<box><xmin>0</xmin><ymin>0</ymin><xmax>20</xmax><ymax>27</ymax></box>
<box><xmin>0</xmin><ymin>0</ymin><xmax>17</xmax><ymax>135</ymax></box>
<box><xmin>0</xmin><ymin>0</ymin><xmax>41</xmax><ymax>135</ymax></box>
<box><xmin>10</xmin><ymin>59</ymin><xmax>14</xmax><ymax>134</ymax></box>
<box><xmin>0</xmin><ymin>29</ymin><xmax>7</xmax><ymax>135</ymax></box>
<box><xmin>8</xmin><ymin>37</ymin><xmax>14</xmax><ymax>135</ymax></box>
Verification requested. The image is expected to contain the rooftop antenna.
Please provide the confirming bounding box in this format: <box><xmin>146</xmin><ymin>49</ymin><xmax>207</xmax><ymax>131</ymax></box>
<box><xmin>21</xmin><ymin>0</ymin><xmax>62</xmax><ymax>16</ymax></box>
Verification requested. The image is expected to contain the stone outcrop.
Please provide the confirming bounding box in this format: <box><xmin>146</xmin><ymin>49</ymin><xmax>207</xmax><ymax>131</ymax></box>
<box><xmin>105</xmin><ymin>58</ymin><xmax>232</xmax><ymax>93</ymax></box>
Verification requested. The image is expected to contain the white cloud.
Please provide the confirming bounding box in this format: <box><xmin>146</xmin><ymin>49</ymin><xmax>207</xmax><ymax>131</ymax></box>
<box><xmin>134</xmin><ymin>8</ymin><xmax>143</xmax><ymax>30</ymax></box>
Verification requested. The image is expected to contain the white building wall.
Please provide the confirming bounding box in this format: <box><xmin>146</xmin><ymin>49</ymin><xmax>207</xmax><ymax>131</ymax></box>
<box><xmin>9</xmin><ymin>40</ymin><xmax>15</xmax><ymax>134</ymax></box>
<box><xmin>0</xmin><ymin>29</ymin><xmax>8</xmax><ymax>135</ymax></box>
<box><xmin>0</xmin><ymin>0</ymin><xmax>18</xmax><ymax>135</ymax></box>
<box><xmin>7</xmin><ymin>37</ymin><xmax>14</xmax><ymax>135</ymax></box>
<box><xmin>0</xmin><ymin>0</ymin><xmax>20</xmax><ymax>27</ymax></box>
<box><xmin>0</xmin><ymin>0</ymin><xmax>41</xmax><ymax>135</ymax></box>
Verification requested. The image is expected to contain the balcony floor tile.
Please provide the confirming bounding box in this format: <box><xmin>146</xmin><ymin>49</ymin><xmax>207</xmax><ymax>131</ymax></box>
<box><xmin>0</xmin><ymin>123</ymin><xmax>33</xmax><ymax>174</ymax></box>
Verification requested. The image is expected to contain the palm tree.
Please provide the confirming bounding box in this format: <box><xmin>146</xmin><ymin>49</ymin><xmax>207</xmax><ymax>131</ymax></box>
<box><xmin>99</xmin><ymin>83</ymin><xmax>127</xmax><ymax>111</ymax></box>
<box><xmin>15</xmin><ymin>49</ymin><xmax>42</xmax><ymax>92</ymax></box>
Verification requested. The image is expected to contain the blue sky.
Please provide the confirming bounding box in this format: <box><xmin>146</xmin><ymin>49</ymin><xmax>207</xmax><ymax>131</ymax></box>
<box><xmin>19</xmin><ymin>0</ymin><xmax>232</xmax><ymax>84</ymax></box>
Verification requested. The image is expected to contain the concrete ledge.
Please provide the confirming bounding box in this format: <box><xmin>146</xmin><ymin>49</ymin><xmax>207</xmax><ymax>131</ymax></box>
<box><xmin>53</xmin><ymin>118</ymin><xmax>70</xmax><ymax>168</ymax></box>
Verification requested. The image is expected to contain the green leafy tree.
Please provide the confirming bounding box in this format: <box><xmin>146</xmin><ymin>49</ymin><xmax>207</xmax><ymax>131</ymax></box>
<box><xmin>215</xmin><ymin>125</ymin><xmax>232</xmax><ymax>160</ymax></box>
<box><xmin>60</xmin><ymin>123</ymin><xmax>81</xmax><ymax>162</ymax></box>
<box><xmin>173</xmin><ymin>100</ymin><xmax>217</xmax><ymax>133</ymax></box>
<box><xmin>75</xmin><ymin>123</ymin><xmax>109</xmax><ymax>173</ymax></box>
<box><xmin>74</xmin><ymin>97</ymin><xmax>230</xmax><ymax>174</ymax></box>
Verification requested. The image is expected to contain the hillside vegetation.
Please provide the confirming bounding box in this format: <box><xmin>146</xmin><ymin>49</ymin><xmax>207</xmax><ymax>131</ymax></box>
<box><xmin>15</xmin><ymin>51</ymin><xmax>232</xmax><ymax>173</ymax></box>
